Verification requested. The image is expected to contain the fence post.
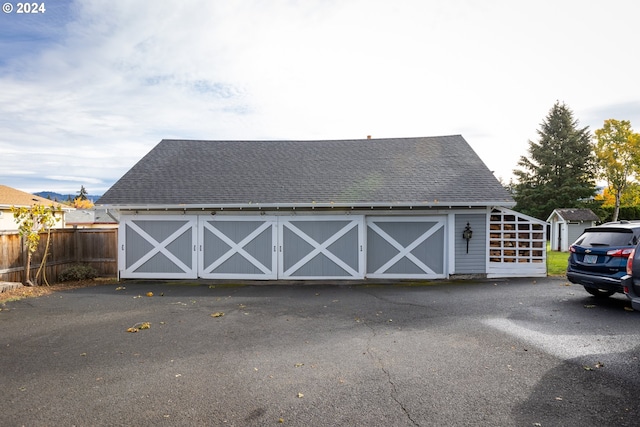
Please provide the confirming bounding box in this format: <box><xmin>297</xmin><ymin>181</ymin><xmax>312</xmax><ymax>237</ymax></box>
<box><xmin>74</xmin><ymin>227</ymin><xmax>80</xmax><ymax>263</ymax></box>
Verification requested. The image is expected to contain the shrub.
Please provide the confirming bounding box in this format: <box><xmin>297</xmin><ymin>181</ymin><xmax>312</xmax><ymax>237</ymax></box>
<box><xmin>58</xmin><ymin>264</ymin><xmax>98</xmax><ymax>282</ymax></box>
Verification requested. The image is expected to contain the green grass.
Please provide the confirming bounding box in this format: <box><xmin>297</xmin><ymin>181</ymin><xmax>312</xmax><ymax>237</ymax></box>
<box><xmin>547</xmin><ymin>242</ymin><xmax>568</xmax><ymax>276</ymax></box>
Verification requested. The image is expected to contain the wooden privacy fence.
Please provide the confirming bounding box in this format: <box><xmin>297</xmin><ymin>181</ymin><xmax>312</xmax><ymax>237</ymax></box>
<box><xmin>0</xmin><ymin>228</ymin><xmax>117</xmax><ymax>284</ymax></box>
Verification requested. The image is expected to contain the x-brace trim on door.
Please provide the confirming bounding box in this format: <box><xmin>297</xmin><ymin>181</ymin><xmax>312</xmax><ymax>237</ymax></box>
<box><xmin>281</xmin><ymin>220</ymin><xmax>360</xmax><ymax>277</ymax></box>
<box><xmin>368</xmin><ymin>221</ymin><xmax>443</xmax><ymax>275</ymax></box>
<box><xmin>126</xmin><ymin>220</ymin><xmax>194</xmax><ymax>274</ymax></box>
<box><xmin>201</xmin><ymin>220</ymin><xmax>274</xmax><ymax>275</ymax></box>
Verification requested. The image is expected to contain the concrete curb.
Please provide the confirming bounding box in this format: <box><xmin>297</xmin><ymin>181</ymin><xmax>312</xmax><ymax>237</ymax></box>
<box><xmin>0</xmin><ymin>282</ymin><xmax>23</xmax><ymax>293</ymax></box>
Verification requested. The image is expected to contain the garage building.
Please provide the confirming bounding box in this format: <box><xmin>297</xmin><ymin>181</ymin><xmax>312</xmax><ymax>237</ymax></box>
<box><xmin>97</xmin><ymin>135</ymin><xmax>547</xmax><ymax>280</ymax></box>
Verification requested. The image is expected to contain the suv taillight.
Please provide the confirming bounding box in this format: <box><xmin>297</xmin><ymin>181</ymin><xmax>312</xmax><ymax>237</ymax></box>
<box><xmin>569</xmin><ymin>245</ymin><xmax>576</xmax><ymax>253</ymax></box>
<box><xmin>606</xmin><ymin>248</ymin><xmax>634</xmax><ymax>257</ymax></box>
<box><xmin>626</xmin><ymin>248</ymin><xmax>635</xmax><ymax>275</ymax></box>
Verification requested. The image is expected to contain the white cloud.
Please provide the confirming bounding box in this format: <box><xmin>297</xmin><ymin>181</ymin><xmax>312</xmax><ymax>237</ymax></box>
<box><xmin>1</xmin><ymin>0</ymin><xmax>639</xmax><ymax>193</ymax></box>
<box><xmin>46</xmin><ymin>175</ymin><xmax>103</xmax><ymax>184</ymax></box>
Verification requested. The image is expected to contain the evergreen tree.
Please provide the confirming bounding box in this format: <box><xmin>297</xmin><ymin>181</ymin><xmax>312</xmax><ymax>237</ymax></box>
<box><xmin>77</xmin><ymin>185</ymin><xmax>89</xmax><ymax>201</ymax></box>
<box><xmin>513</xmin><ymin>102</ymin><xmax>597</xmax><ymax>219</ymax></box>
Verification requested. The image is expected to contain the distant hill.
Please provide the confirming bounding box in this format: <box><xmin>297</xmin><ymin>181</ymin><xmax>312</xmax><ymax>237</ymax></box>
<box><xmin>34</xmin><ymin>192</ymin><xmax>102</xmax><ymax>203</ymax></box>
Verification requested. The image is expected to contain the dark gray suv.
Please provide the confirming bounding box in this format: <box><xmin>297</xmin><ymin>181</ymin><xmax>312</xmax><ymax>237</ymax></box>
<box><xmin>567</xmin><ymin>221</ymin><xmax>640</xmax><ymax>298</ymax></box>
<box><xmin>621</xmin><ymin>246</ymin><xmax>640</xmax><ymax>310</ymax></box>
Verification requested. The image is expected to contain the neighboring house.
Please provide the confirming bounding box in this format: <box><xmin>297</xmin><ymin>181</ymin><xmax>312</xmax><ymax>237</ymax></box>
<box><xmin>0</xmin><ymin>185</ymin><xmax>72</xmax><ymax>231</ymax></box>
<box><xmin>547</xmin><ymin>208</ymin><xmax>600</xmax><ymax>252</ymax></box>
<box><xmin>65</xmin><ymin>209</ymin><xmax>118</xmax><ymax>229</ymax></box>
<box><xmin>97</xmin><ymin>135</ymin><xmax>547</xmax><ymax>281</ymax></box>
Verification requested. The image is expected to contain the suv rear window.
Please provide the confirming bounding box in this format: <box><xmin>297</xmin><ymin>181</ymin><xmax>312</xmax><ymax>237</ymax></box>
<box><xmin>576</xmin><ymin>229</ymin><xmax>637</xmax><ymax>247</ymax></box>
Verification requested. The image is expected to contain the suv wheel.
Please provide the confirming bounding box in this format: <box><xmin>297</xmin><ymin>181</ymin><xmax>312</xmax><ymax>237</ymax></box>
<box><xmin>584</xmin><ymin>286</ymin><xmax>616</xmax><ymax>298</ymax></box>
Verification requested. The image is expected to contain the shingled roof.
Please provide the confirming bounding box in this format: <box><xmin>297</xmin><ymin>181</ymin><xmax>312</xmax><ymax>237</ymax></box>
<box><xmin>550</xmin><ymin>208</ymin><xmax>600</xmax><ymax>222</ymax></box>
<box><xmin>0</xmin><ymin>185</ymin><xmax>69</xmax><ymax>210</ymax></box>
<box><xmin>97</xmin><ymin>135</ymin><xmax>514</xmax><ymax>209</ymax></box>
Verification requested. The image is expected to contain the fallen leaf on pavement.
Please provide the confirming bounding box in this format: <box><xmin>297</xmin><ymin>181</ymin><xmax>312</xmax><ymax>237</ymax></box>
<box><xmin>211</xmin><ymin>312</ymin><xmax>225</xmax><ymax>318</ymax></box>
<box><xmin>146</xmin><ymin>292</ymin><xmax>153</xmax><ymax>297</ymax></box>
<box><xmin>297</xmin><ymin>393</ymin><xmax>304</xmax><ymax>398</ymax></box>
<box><xmin>127</xmin><ymin>322</ymin><xmax>151</xmax><ymax>332</ymax></box>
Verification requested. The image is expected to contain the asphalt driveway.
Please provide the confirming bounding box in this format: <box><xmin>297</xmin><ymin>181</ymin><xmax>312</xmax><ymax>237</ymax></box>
<box><xmin>1</xmin><ymin>278</ymin><xmax>639</xmax><ymax>426</ymax></box>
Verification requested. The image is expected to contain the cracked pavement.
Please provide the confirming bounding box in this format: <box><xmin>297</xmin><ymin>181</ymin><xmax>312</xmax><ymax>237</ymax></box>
<box><xmin>1</xmin><ymin>277</ymin><xmax>639</xmax><ymax>426</ymax></box>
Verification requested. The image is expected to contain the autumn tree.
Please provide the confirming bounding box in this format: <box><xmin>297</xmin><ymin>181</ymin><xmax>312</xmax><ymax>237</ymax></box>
<box><xmin>11</xmin><ymin>204</ymin><xmax>60</xmax><ymax>286</ymax></box>
<box><xmin>594</xmin><ymin>119</ymin><xmax>640</xmax><ymax>221</ymax></box>
<box><xmin>513</xmin><ymin>102</ymin><xmax>597</xmax><ymax>219</ymax></box>
<box><xmin>73</xmin><ymin>198</ymin><xmax>94</xmax><ymax>209</ymax></box>
<box><xmin>73</xmin><ymin>185</ymin><xmax>94</xmax><ymax>208</ymax></box>
<box><xmin>595</xmin><ymin>183</ymin><xmax>640</xmax><ymax>207</ymax></box>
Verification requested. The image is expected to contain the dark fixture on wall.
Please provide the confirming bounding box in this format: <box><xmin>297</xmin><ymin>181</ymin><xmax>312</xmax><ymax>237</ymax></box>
<box><xmin>462</xmin><ymin>222</ymin><xmax>473</xmax><ymax>253</ymax></box>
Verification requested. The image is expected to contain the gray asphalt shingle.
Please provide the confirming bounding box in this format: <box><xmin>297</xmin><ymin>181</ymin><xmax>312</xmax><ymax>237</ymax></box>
<box><xmin>553</xmin><ymin>208</ymin><xmax>600</xmax><ymax>222</ymax></box>
<box><xmin>97</xmin><ymin>135</ymin><xmax>514</xmax><ymax>207</ymax></box>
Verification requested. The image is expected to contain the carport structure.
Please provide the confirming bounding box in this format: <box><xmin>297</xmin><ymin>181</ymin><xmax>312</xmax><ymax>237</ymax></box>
<box><xmin>97</xmin><ymin>136</ymin><xmax>546</xmax><ymax>280</ymax></box>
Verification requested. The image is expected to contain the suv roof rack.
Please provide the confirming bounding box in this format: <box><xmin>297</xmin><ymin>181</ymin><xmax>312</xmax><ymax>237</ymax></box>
<box><xmin>601</xmin><ymin>220</ymin><xmax>640</xmax><ymax>226</ymax></box>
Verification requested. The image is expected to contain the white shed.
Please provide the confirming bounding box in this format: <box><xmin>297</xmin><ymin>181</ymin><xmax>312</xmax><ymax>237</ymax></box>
<box><xmin>547</xmin><ymin>208</ymin><xmax>600</xmax><ymax>252</ymax></box>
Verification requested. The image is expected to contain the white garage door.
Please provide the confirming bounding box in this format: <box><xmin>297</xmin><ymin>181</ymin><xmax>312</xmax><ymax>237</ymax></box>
<box><xmin>199</xmin><ymin>216</ymin><xmax>277</xmax><ymax>279</ymax></box>
<box><xmin>119</xmin><ymin>216</ymin><xmax>198</xmax><ymax>279</ymax></box>
<box><xmin>278</xmin><ymin>216</ymin><xmax>365</xmax><ymax>279</ymax></box>
<box><xmin>366</xmin><ymin>217</ymin><xmax>446</xmax><ymax>279</ymax></box>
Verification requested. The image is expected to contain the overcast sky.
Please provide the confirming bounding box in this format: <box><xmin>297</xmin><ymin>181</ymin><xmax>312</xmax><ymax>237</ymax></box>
<box><xmin>1</xmin><ymin>0</ymin><xmax>639</xmax><ymax>195</ymax></box>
